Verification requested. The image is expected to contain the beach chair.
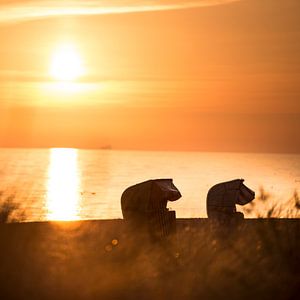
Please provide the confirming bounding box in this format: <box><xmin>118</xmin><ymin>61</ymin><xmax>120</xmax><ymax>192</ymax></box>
<box><xmin>121</xmin><ymin>179</ymin><xmax>181</xmax><ymax>240</ymax></box>
<box><xmin>206</xmin><ymin>179</ymin><xmax>255</xmax><ymax>223</ymax></box>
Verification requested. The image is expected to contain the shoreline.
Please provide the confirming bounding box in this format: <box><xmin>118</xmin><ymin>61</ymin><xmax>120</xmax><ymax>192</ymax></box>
<box><xmin>2</xmin><ymin>217</ymin><xmax>299</xmax><ymax>225</ymax></box>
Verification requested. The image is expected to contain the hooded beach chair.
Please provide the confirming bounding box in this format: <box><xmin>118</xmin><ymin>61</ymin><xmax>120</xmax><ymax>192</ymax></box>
<box><xmin>207</xmin><ymin>179</ymin><xmax>255</xmax><ymax>222</ymax></box>
<box><xmin>121</xmin><ymin>179</ymin><xmax>181</xmax><ymax>240</ymax></box>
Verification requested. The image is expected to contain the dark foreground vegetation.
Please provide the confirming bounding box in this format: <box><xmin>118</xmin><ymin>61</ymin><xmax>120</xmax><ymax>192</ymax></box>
<box><xmin>0</xmin><ymin>218</ymin><xmax>299</xmax><ymax>300</ymax></box>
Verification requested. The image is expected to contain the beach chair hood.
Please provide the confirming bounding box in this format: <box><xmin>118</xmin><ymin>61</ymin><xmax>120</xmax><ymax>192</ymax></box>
<box><xmin>207</xmin><ymin>179</ymin><xmax>255</xmax><ymax>208</ymax></box>
<box><xmin>121</xmin><ymin>179</ymin><xmax>181</xmax><ymax>216</ymax></box>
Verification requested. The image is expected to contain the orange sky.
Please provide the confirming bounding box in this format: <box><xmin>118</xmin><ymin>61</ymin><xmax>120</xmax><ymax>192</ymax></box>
<box><xmin>0</xmin><ymin>0</ymin><xmax>299</xmax><ymax>152</ymax></box>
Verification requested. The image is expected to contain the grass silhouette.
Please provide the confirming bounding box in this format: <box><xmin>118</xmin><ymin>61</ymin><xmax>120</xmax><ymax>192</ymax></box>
<box><xmin>242</xmin><ymin>188</ymin><xmax>300</xmax><ymax>218</ymax></box>
<box><xmin>0</xmin><ymin>189</ymin><xmax>299</xmax><ymax>299</ymax></box>
<box><xmin>0</xmin><ymin>191</ymin><xmax>27</xmax><ymax>223</ymax></box>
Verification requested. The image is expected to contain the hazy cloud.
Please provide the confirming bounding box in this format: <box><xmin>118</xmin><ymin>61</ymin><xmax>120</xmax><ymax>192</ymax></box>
<box><xmin>0</xmin><ymin>0</ymin><xmax>240</xmax><ymax>23</ymax></box>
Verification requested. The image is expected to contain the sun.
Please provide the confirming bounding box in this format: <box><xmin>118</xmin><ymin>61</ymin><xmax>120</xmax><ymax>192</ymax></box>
<box><xmin>50</xmin><ymin>44</ymin><xmax>85</xmax><ymax>81</ymax></box>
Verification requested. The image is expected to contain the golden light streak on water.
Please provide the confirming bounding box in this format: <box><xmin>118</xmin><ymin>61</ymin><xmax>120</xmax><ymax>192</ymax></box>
<box><xmin>47</xmin><ymin>148</ymin><xmax>81</xmax><ymax>221</ymax></box>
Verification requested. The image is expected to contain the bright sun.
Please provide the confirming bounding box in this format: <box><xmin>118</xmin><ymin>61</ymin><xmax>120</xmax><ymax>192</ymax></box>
<box><xmin>50</xmin><ymin>44</ymin><xmax>84</xmax><ymax>81</ymax></box>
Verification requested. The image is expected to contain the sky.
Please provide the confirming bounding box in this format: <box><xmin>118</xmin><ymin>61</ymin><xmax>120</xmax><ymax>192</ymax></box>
<box><xmin>0</xmin><ymin>0</ymin><xmax>299</xmax><ymax>152</ymax></box>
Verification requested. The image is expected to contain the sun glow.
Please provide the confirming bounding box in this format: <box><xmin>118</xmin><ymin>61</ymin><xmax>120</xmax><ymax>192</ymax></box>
<box><xmin>47</xmin><ymin>148</ymin><xmax>81</xmax><ymax>221</ymax></box>
<box><xmin>50</xmin><ymin>44</ymin><xmax>85</xmax><ymax>81</ymax></box>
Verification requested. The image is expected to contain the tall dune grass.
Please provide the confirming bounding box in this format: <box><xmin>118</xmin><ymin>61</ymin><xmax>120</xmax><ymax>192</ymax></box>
<box><xmin>242</xmin><ymin>188</ymin><xmax>300</xmax><ymax>218</ymax></box>
<box><xmin>0</xmin><ymin>218</ymin><xmax>299</xmax><ymax>299</ymax></box>
<box><xmin>0</xmin><ymin>185</ymin><xmax>299</xmax><ymax>299</ymax></box>
<box><xmin>0</xmin><ymin>191</ymin><xmax>26</xmax><ymax>223</ymax></box>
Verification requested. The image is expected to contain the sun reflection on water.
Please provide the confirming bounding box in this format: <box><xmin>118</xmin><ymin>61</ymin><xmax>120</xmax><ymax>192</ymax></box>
<box><xmin>47</xmin><ymin>148</ymin><xmax>81</xmax><ymax>221</ymax></box>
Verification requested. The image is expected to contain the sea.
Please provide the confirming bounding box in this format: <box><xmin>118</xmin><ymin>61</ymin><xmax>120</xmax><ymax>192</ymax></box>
<box><xmin>0</xmin><ymin>148</ymin><xmax>299</xmax><ymax>221</ymax></box>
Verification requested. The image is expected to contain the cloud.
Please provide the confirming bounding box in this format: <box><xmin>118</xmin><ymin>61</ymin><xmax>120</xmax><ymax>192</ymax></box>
<box><xmin>0</xmin><ymin>0</ymin><xmax>240</xmax><ymax>23</ymax></box>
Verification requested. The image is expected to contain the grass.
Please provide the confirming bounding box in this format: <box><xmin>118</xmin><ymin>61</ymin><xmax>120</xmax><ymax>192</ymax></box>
<box><xmin>0</xmin><ymin>191</ymin><xmax>26</xmax><ymax>223</ymax></box>
<box><xmin>0</xmin><ymin>219</ymin><xmax>299</xmax><ymax>300</ymax></box>
<box><xmin>242</xmin><ymin>188</ymin><xmax>300</xmax><ymax>218</ymax></box>
<box><xmin>0</xmin><ymin>188</ymin><xmax>299</xmax><ymax>299</ymax></box>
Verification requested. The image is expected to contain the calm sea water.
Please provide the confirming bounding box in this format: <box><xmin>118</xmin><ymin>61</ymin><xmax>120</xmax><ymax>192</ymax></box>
<box><xmin>0</xmin><ymin>148</ymin><xmax>299</xmax><ymax>221</ymax></box>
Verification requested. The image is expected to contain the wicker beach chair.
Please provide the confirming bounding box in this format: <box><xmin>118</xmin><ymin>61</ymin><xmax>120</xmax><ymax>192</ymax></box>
<box><xmin>207</xmin><ymin>179</ymin><xmax>255</xmax><ymax>223</ymax></box>
<box><xmin>121</xmin><ymin>179</ymin><xmax>181</xmax><ymax>240</ymax></box>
